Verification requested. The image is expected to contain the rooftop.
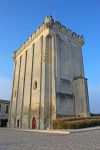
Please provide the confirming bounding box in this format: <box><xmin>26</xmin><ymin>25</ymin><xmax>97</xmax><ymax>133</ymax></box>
<box><xmin>0</xmin><ymin>99</ymin><xmax>10</xmax><ymax>104</ymax></box>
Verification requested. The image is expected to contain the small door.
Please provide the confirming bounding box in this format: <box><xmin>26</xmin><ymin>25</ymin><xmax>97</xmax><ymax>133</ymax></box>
<box><xmin>17</xmin><ymin>119</ymin><xmax>19</xmax><ymax>127</ymax></box>
<box><xmin>0</xmin><ymin>119</ymin><xmax>8</xmax><ymax>127</ymax></box>
<box><xmin>32</xmin><ymin>117</ymin><xmax>36</xmax><ymax>129</ymax></box>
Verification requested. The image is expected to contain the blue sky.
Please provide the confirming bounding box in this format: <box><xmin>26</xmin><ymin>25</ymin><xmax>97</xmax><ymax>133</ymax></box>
<box><xmin>0</xmin><ymin>0</ymin><xmax>100</xmax><ymax>113</ymax></box>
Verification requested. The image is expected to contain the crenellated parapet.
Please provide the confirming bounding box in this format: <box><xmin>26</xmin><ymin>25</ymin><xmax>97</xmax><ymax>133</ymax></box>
<box><xmin>14</xmin><ymin>16</ymin><xmax>84</xmax><ymax>59</ymax></box>
<box><xmin>13</xmin><ymin>22</ymin><xmax>48</xmax><ymax>58</ymax></box>
<box><xmin>12</xmin><ymin>51</ymin><xmax>16</xmax><ymax>60</ymax></box>
<box><xmin>53</xmin><ymin>21</ymin><xmax>84</xmax><ymax>45</ymax></box>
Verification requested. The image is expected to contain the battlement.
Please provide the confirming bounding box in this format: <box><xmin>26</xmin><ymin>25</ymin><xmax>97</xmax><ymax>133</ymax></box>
<box><xmin>53</xmin><ymin>21</ymin><xmax>84</xmax><ymax>45</ymax></box>
<box><xmin>13</xmin><ymin>16</ymin><xmax>84</xmax><ymax>59</ymax></box>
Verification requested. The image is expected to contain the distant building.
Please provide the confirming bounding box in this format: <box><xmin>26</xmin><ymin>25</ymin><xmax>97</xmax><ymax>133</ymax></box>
<box><xmin>9</xmin><ymin>16</ymin><xmax>90</xmax><ymax>129</ymax></box>
<box><xmin>0</xmin><ymin>99</ymin><xmax>10</xmax><ymax>127</ymax></box>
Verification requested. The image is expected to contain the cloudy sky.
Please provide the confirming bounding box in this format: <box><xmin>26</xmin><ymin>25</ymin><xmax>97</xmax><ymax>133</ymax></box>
<box><xmin>0</xmin><ymin>0</ymin><xmax>100</xmax><ymax>113</ymax></box>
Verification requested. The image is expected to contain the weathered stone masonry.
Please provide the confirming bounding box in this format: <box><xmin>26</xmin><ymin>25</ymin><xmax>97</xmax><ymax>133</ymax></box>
<box><xmin>9</xmin><ymin>16</ymin><xmax>90</xmax><ymax>129</ymax></box>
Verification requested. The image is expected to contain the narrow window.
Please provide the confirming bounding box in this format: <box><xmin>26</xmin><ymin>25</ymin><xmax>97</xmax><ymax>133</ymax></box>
<box><xmin>33</xmin><ymin>80</ymin><xmax>37</xmax><ymax>90</ymax></box>
<box><xmin>0</xmin><ymin>104</ymin><xmax>1</xmax><ymax>113</ymax></box>
<box><xmin>6</xmin><ymin>105</ymin><xmax>9</xmax><ymax>114</ymax></box>
<box><xmin>14</xmin><ymin>90</ymin><xmax>16</xmax><ymax>97</ymax></box>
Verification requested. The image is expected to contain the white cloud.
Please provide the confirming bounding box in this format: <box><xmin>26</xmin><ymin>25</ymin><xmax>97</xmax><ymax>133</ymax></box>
<box><xmin>89</xmin><ymin>86</ymin><xmax>100</xmax><ymax>113</ymax></box>
<box><xmin>0</xmin><ymin>76</ymin><xmax>12</xmax><ymax>100</ymax></box>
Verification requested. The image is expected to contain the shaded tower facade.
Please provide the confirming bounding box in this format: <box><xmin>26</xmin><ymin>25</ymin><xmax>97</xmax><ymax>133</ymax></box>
<box><xmin>9</xmin><ymin>16</ymin><xmax>90</xmax><ymax>129</ymax></box>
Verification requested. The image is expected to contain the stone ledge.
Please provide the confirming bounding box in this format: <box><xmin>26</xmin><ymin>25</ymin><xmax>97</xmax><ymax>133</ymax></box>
<box><xmin>69</xmin><ymin>126</ymin><xmax>100</xmax><ymax>134</ymax></box>
<box><xmin>5</xmin><ymin>128</ymin><xmax>70</xmax><ymax>135</ymax></box>
<box><xmin>4</xmin><ymin>126</ymin><xmax>100</xmax><ymax>135</ymax></box>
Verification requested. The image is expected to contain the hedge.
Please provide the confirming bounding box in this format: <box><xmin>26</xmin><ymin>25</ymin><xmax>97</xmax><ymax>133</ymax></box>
<box><xmin>52</xmin><ymin>117</ymin><xmax>100</xmax><ymax>129</ymax></box>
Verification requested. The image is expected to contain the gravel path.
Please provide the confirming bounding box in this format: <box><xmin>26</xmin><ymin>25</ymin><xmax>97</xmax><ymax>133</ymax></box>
<box><xmin>0</xmin><ymin>128</ymin><xmax>100</xmax><ymax>150</ymax></box>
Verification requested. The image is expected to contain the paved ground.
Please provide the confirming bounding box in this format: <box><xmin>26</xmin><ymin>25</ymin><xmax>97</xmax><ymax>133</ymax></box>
<box><xmin>0</xmin><ymin>128</ymin><xmax>100</xmax><ymax>150</ymax></box>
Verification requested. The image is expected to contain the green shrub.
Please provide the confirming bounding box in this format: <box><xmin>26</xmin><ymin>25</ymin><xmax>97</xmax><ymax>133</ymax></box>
<box><xmin>52</xmin><ymin>117</ymin><xmax>100</xmax><ymax>129</ymax></box>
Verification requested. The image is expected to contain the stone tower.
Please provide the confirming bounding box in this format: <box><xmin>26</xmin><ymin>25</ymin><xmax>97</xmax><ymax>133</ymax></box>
<box><xmin>9</xmin><ymin>16</ymin><xmax>90</xmax><ymax>129</ymax></box>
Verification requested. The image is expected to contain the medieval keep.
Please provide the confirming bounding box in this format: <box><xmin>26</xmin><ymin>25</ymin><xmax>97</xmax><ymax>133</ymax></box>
<box><xmin>9</xmin><ymin>16</ymin><xmax>90</xmax><ymax>129</ymax></box>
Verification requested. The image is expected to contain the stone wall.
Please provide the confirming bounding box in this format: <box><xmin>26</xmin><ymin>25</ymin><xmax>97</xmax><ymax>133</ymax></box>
<box><xmin>73</xmin><ymin>77</ymin><xmax>90</xmax><ymax>117</ymax></box>
<box><xmin>9</xmin><ymin>16</ymin><xmax>90</xmax><ymax>129</ymax></box>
